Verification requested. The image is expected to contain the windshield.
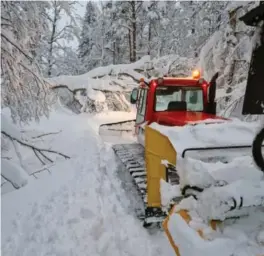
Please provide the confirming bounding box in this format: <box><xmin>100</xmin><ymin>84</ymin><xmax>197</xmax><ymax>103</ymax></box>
<box><xmin>155</xmin><ymin>86</ymin><xmax>204</xmax><ymax>112</ymax></box>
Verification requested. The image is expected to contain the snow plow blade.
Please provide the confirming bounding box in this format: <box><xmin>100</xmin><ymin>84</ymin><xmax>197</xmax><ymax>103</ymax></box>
<box><xmin>99</xmin><ymin>119</ymin><xmax>136</xmax><ymax>137</ymax></box>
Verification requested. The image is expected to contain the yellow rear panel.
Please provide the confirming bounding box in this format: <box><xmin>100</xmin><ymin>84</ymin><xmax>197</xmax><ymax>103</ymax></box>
<box><xmin>145</xmin><ymin>125</ymin><xmax>176</xmax><ymax>208</ymax></box>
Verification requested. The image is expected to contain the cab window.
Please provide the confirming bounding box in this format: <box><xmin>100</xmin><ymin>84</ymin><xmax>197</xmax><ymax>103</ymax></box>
<box><xmin>155</xmin><ymin>86</ymin><xmax>203</xmax><ymax>112</ymax></box>
<box><xmin>136</xmin><ymin>88</ymin><xmax>148</xmax><ymax>124</ymax></box>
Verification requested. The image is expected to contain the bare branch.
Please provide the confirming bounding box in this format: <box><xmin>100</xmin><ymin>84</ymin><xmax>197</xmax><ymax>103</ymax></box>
<box><xmin>30</xmin><ymin>164</ymin><xmax>55</xmax><ymax>177</ymax></box>
<box><xmin>31</xmin><ymin>130</ymin><xmax>62</xmax><ymax>139</ymax></box>
<box><xmin>2</xmin><ymin>131</ymin><xmax>70</xmax><ymax>160</ymax></box>
<box><xmin>38</xmin><ymin>150</ymin><xmax>53</xmax><ymax>163</ymax></box>
<box><xmin>1</xmin><ymin>174</ymin><xmax>19</xmax><ymax>189</ymax></box>
<box><xmin>33</xmin><ymin>149</ymin><xmax>46</xmax><ymax>165</ymax></box>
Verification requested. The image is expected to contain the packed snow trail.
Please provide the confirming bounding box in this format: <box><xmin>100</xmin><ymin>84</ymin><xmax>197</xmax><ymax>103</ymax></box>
<box><xmin>1</xmin><ymin>109</ymin><xmax>174</xmax><ymax>256</ymax></box>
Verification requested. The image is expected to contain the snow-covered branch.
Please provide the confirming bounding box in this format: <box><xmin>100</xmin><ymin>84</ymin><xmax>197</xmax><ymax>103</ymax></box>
<box><xmin>2</xmin><ymin>131</ymin><xmax>70</xmax><ymax>163</ymax></box>
<box><xmin>1</xmin><ymin>32</ymin><xmax>33</xmax><ymax>61</ymax></box>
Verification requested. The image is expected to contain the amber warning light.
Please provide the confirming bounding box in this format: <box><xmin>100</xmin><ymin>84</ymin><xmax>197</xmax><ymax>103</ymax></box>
<box><xmin>139</xmin><ymin>78</ymin><xmax>147</xmax><ymax>88</ymax></box>
<box><xmin>192</xmin><ymin>69</ymin><xmax>201</xmax><ymax>79</ymax></box>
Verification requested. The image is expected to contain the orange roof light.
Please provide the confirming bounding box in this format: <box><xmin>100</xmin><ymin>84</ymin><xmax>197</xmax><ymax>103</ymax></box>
<box><xmin>139</xmin><ymin>78</ymin><xmax>146</xmax><ymax>88</ymax></box>
<box><xmin>192</xmin><ymin>69</ymin><xmax>201</xmax><ymax>79</ymax></box>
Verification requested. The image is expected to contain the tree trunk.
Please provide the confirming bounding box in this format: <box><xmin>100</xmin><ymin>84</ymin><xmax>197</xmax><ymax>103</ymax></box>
<box><xmin>148</xmin><ymin>22</ymin><xmax>151</xmax><ymax>55</ymax></box>
<box><xmin>47</xmin><ymin>1</ymin><xmax>59</xmax><ymax>77</ymax></box>
<box><xmin>113</xmin><ymin>41</ymin><xmax>116</xmax><ymax>64</ymax></box>
<box><xmin>131</xmin><ymin>0</ymin><xmax>136</xmax><ymax>62</ymax></box>
<box><xmin>128</xmin><ymin>30</ymin><xmax>132</xmax><ymax>62</ymax></box>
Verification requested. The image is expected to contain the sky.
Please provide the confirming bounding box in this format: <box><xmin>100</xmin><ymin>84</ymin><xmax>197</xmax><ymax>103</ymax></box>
<box><xmin>75</xmin><ymin>1</ymin><xmax>86</xmax><ymax>18</ymax></box>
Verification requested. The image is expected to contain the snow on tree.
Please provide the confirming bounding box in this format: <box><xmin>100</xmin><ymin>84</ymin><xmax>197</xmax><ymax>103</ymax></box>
<box><xmin>104</xmin><ymin>1</ymin><xmax>131</xmax><ymax>65</ymax></box>
<box><xmin>197</xmin><ymin>1</ymin><xmax>259</xmax><ymax>119</ymax></box>
<box><xmin>55</xmin><ymin>45</ymin><xmax>83</xmax><ymax>76</ymax></box>
<box><xmin>77</xmin><ymin>0</ymin><xmax>229</xmax><ymax>71</ymax></box>
<box><xmin>115</xmin><ymin>1</ymin><xmax>142</xmax><ymax>62</ymax></box>
<box><xmin>37</xmin><ymin>0</ymin><xmax>80</xmax><ymax>77</ymax></box>
<box><xmin>78</xmin><ymin>1</ymin><xmax>100</xmax><ymax>71</ymax></box>
<box><xmin>1</xmin><ymin>1</ymin><xmax>52</xmax><ymax>123</ymax></box>
<box><xmin>1</xmin><ymin>1</ymin><xmax>73</xmax><ymax>191</ymax></box>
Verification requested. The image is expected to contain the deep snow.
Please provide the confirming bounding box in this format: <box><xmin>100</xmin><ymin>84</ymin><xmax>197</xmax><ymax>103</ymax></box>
<box><xmin>1</xmin><ymin>108</ymin><xmax>174</xmax><ymax>256</ymax></box>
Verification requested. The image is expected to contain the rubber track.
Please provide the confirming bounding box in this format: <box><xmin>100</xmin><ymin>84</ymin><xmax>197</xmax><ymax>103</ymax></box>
<box><xmin>113</xmin><ymin>143</ymin><xmax>179</xmax><ymax>225</ymax></box>
<box><xmin>112</xmin><ymin>143</ymin><xmax>148</xmax><ymax>206</ymax></box>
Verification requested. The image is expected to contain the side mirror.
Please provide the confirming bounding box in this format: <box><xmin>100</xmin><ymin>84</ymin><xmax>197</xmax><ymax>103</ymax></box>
<box><xmin>130</xmin><ymin>88</ymin><xmax>138</xmax><ymax>104</ymax></box>
<box><xmin>208</xmin><ymin>72</ymin><xmax>219</xmax><ymax>103</ymax></box>
<box><xmin>206</xmin><ymin>72</ymin><xmax>219</xmax><ymax>115</ymax></box>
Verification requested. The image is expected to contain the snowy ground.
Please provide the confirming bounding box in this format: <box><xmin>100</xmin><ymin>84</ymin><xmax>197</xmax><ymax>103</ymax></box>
<box><xmin>1</xmin><ymin>108</ymin><xmax>174</xmax><ymax>256</ymax></box>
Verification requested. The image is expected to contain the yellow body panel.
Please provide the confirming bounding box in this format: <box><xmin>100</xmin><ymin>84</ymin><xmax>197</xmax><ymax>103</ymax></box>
<box><xmin>145</xmin><ymin>125</ymin><xmax>176</xmax><ymax>208</ymax></box>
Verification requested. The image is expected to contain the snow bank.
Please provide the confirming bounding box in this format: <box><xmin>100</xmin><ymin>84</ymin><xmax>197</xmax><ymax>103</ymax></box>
<box><xmin>150</xmin><ymin>120</ymin><xmax>260</xmax><ymax>157</ymax></box>
<box><xmin>1</xmin><ymin>159</ymin><xmax>28</xmax><ymax>189</ymax></box>
<box><xmin>160</xmin><ymin>155</ymin><xmax>264</xmax><ymax>212</ymax></box>
<box><xmin>1</xmin><ymin>109</ymin><xmax>24</xmax><ymax>140</ymax></box>
<box><xmin>176</xmin><ymin>156</ymin><xmax>263</xmax><ymax>190</ymax></box>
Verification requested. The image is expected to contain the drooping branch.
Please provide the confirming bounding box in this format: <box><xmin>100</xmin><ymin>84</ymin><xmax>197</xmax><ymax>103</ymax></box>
<box><xmin>1</xmin><ymin>31</ymin><xmax>33</xmax><ymax>62</ymax></box>
<box><xmin>1</xmin><ymin>174</ymin><xmax>19</xmax><ymax>189</ymax></box>
<box><xmin>33</xmin><ymin>149</ymin><xmax>46</xmax><ymax>165</ymax></box>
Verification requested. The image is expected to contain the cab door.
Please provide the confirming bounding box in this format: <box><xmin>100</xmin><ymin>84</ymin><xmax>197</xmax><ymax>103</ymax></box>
<box><xmin>136</xmin><ymin>87</ymin><xmax>148</xmax><ymax>124</ymax></box>
<box><xmin>135</xmin><ymin>87</ymin><xmax>148</xmax><ymax>141</ymax></box>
